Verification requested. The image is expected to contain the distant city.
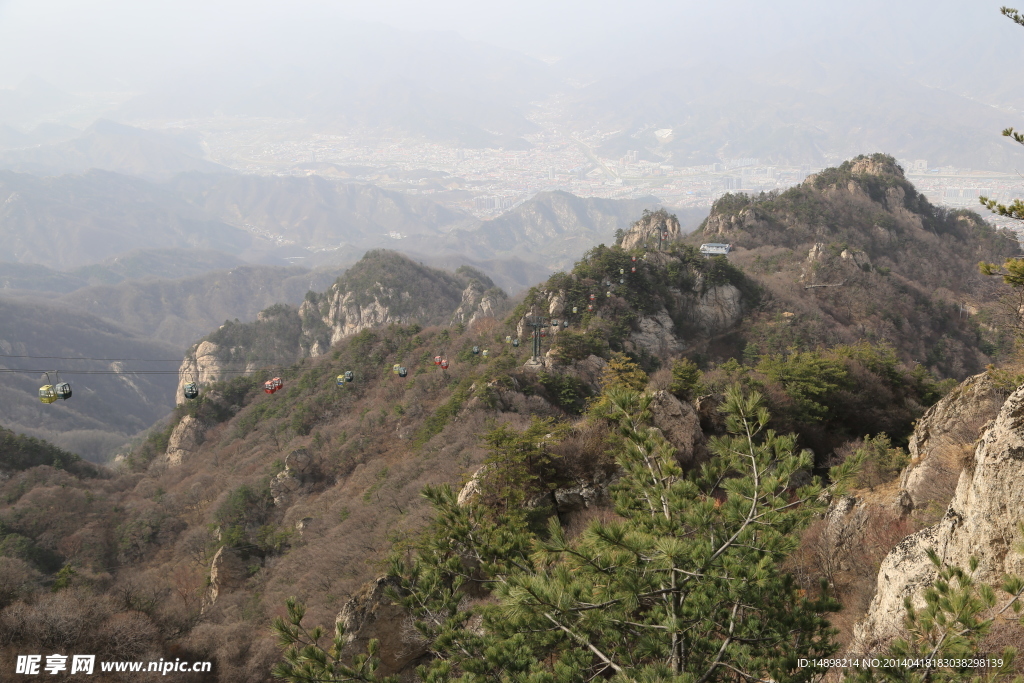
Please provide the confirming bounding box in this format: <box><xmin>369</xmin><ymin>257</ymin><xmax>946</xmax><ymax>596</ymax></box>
<box><xmin>188</xmin><ymin>107</ymin><xmax>1024</xmax><ymax>235</ymax></box>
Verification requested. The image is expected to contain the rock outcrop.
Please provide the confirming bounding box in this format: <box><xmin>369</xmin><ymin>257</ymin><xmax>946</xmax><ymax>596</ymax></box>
<box><xmin>450</xmin><ymin>279</ymin><xmax>502</xmax><ymax>327</ymax></box>
<box><xmin>648</xmin><ymin>390</ymin><xmax>707</xmax><ymax>469</ymax></box>
<box><xmin>270</xmin><ymin>448</ymin><xmax>314</xmax><ymax>507</ymax></box>
<box><xmin>176</xmin><ymin>341</ymin><xmax>227</xmax><ymax>405</ymax></box>
<box><xmin>336</xmin><ymin>577</ymin><xmax>428</xmax><ymax>678</ymax></box>
<box><xmin>165</xmin><ymin>415</ymin><xmax>207</xmax><ymax>467</ymax></box>
<box><xmin>620</xmin><ymin>209</ymin><xmax>681</xmax><ymax>250</ymax></box>
<box><xmin>852</xmin><ymin>384</ymin><xmax>1024</xmax><ymax>653</ymax></box>
<box><xmin>629</xmin><ymin>309</ymin><xmax>684</xmax><ymax>356</ymax></box>
<box><xmin>203</xmin><ymin>545</ymin><xmax>247</xmax><ymax>610</ymax></box>
<box><xmin>899</xmin><ymin>372</ymin><xmax>1003</xmax><ymax>514</ymax></box>
<box><xmin>693</xmin><ymin>283</ymin><xmax>744</xmax><ymax>334</ymax></box>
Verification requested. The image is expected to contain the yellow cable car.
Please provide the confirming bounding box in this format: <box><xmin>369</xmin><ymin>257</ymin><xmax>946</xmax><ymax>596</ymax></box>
<box><xmin>38</xmin><ymin>372</ymin><xmax>64</xmax><ymax>404</ymax></box>
<box><xmin>39</xmin><ymin>384</ymin><xmax>57</xmax><ymax>404</ymax></box>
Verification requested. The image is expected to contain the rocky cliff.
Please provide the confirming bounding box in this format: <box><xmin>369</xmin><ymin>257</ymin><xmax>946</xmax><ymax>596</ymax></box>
<box><xmin>852</xmin><ymin>381</ymin><xmax>1024</xmax><ymax>653</ymax></box>
<box><xmin>620</xmin><ymin>208</ymin><xmax>682</xmax><ymax>251</ymax></box>
<box><xmin>175</xmin><ymin>251</ymin><xmax>507</xmax><ymax>402</ymax></box>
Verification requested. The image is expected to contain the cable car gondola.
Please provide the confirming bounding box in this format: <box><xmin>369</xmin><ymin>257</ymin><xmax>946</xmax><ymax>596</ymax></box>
<box><xmin>440</xmin><ymin>359</ymin><xmax>450</xmax><ymax>369</ymax></box>
<box><xmin>53</xmin><ymin>371</ymin><xmax>71</xmax><ymax>401</ymax></box>
<box><xmin>512</xmin><ymin>338</ymin><xmax>520</xmax><ymax>347</ymax></box>
<box><xmin>434</xmin><ymin>356</ymin><xmax>442</xmax><ymax>366</ymax></box>
<box><xmin>572</xmin><ymin>306</ymin><xmax>578</xmax><ymax>314</ymax></box>
<box><xmin>587</xmin><ymin>304</ymin><xmax>594</xmax><ymax>312</ymax></box>
<box><xmin>398</xmin><ymin>366</ymin><xmax>408</xmax><ymax>377</ymax></box>
<box><xmin>344</xmin><ymin>371</ymin><xmax>354</xmax><ymax>383</ymax></box>
<box><xmin>563</xmin><ymin>320</ymin><xmax>569</xmax><ymax>328</ymax></box>
<box><xmin>482</xmin><ymin>349</ymin><xmax>488</xmax><ymax>357</ymax></box>
<box><xmin>505</xmin><ymin>336</ymin><xmax>512</xmax><ymax>344</ymax></box>
<box><xmin>38</xmin><ymin>372</ymin><xmax>57</xmax><ymax>404</ymax></box>
<box><xmin>393</xmin><ymin>364</ymin><xmax>401</xmax><ymax>375</ymax></box>
<box><xmin>336</xmin><ymin>375</ymin><xmax>346</xmax><ymax>386</ymax></box>
<box><xmin>263</xmin><ymin>377</ymin><xmax>283</xmax><ymax>394</ymax></box>
<box><xmin>181</xmin><ymin>369</ymin><xmax>197</xmax><ymax>400</ymax></box>
<box><xmin>472</xmin><ymin>346</ymin><xmax>480</xmax><ymax>355</ymax></box>
<box><xmin>631</xmin><ymin>266</ymin><xmax>636</xmax><ymax>273</ymax></box>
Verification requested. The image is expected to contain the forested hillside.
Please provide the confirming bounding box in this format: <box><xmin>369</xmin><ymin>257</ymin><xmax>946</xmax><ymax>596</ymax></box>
<box><xmin>0</xmin><ymin>157</ymin><xmax>1021</xmax><ymax>680</ymax></box>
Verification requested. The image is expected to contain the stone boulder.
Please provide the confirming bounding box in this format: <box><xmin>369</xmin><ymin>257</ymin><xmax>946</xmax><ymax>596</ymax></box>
<box><xmin>852</xmin><ymin>384</ymin><xmax>1024</xmax><ymax>653</ymax></box>
<box><xmin>648</xmin><ymin>390</ymin><xmax>707</xmax><ymax>469</ymax></box>
<box><xmin>165</xmin><ymin>415</ymin><xmax>206</xmax><ymax>467</ymax></box>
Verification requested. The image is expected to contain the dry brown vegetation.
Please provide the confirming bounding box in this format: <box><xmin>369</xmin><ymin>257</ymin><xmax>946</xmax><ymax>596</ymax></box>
<box><xmin>0</xmin><ymin>315</ymin><xmax>624</xmax><ymax>681</ymax></box>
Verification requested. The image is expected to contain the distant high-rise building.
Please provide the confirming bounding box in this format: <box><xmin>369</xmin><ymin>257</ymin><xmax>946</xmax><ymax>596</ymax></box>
<box><xmin>913</xmin><ymin>159</ymin><xmax>928</xmax><ymax>172</ymax></box>
<box><xmin>549</xmin><ymin>167</ymin><xmax>555</xmax><ymax>180</ymax></box>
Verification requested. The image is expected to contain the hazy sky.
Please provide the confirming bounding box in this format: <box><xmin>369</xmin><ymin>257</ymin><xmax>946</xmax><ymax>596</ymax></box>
<box><xmin>0</xmin><ymin>0</ymin><xmax>1016</xmax><ymax>91</ymax></box>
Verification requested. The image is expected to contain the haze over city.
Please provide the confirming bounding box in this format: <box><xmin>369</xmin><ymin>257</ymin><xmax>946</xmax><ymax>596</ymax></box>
<box><xmin>1</xmin><ymin>0</ymin><xmax>1024</xmax><ymax>225</ymax></box>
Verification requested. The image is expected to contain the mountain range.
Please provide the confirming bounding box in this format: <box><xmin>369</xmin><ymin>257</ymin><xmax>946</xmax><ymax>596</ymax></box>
<box><xmin>0</xmin><ymin>166</ymin><xmax>671</xmax><ymax>291</ymax></box>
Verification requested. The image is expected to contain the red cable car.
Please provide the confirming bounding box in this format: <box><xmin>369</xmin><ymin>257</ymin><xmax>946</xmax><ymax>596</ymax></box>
<box><xmin>440</xmin><ymin>359</ymin><xmax>450</xmax><ymax>369</ymax></box>
<box><xmin>632</xmin><ymin>255</ymin><xmax>637</xmax><ymax>262</ymax></box>
<box><xmin>434</xmin><ymin>355</ymin><xmax>442</xmax><ymax>365</ymax></box>
<box><xmin>631</xmin><ymin>266</ymin><xmax>636</xmax><ymax>273</ymax></box>
<box><xmin>264</xmin><ymin>377</ymin><xmax>283</xmax><ymax>394</ymax></box>
<box><xmin>589</xmin><ymin>293</ymin><xmax>596</xmax><ymax>301</ymax></box>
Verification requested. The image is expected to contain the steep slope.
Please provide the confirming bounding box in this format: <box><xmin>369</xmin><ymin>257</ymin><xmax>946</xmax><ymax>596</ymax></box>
<box><xmin>0</xmin><ymin>297</ymin><xmax>180</xmax><ymax>461</ymax></box>
<box><xmin>688</xmin><ymin>154</ymin><xmax>1021</xmax><ymax>377</ymax></box>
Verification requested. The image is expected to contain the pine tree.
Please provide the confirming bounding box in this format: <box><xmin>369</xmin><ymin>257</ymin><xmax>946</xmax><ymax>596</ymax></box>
<box><xmin>274</xmin><ymin>385</ymin><xmax>858</xmax><ymax>682</ymax></box>
<box><xmin>846</xmin><ymin>550</ymin><xmax>1024</xmax><ymax>683</ymax></box>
